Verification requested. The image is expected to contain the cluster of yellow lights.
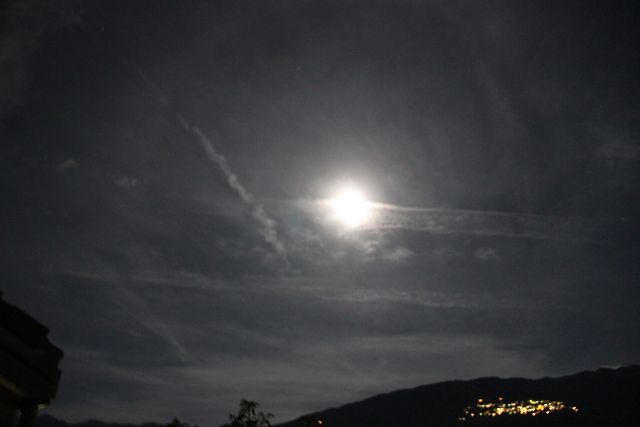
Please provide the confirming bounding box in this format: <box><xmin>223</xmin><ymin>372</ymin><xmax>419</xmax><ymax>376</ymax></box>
<box><xmin>459</xmin><ymin>398</ymin><xmax>579</xmax><ymax>421</ymax></box>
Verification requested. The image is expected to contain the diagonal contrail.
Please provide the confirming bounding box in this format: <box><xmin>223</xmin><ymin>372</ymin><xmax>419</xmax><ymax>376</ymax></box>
<box><xmin>190</xmin><ymin>122</ymin><xmax>287</xmax><ymax>258</ymax></box>
<box><xmin>134</xmin><ymin>66</ymin><xmax>287</xmax><ymax>260</ymax></box>
<box><xmin>111</xmin><ymin>288</ymin><xmax>191</xmax><ymax>363</ymax></box>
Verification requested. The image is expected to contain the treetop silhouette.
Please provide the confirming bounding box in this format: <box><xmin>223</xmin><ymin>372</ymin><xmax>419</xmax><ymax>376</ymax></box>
<box><xmin>220</xmin><ymin>399</ymin><xmax>274</xmax><ymax>427</ymax></box>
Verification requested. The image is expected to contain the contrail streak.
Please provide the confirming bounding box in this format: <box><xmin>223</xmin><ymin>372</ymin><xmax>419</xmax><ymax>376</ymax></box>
<box><xmin>294</xmin><ymin>199</ymin><xmax>600</xmax><ymax>242</ymax></box>
<box><xmin>190</xmin><ymin>123</ymin><xmax>287</xmax><ymax>258</ymax></box>
<box><xmin>134</xmin><ymin>66</ymin><xmax>287</xmax><ymax>260</ymax></box>
<box><xmin>111</xmin><ymin>288</ymin><xmax>191</xmax><ymax>363</ymax></box>
<box><xmin>368</xmin><ymin>202</ymin><xmax>598</xmax><ymax>242</ymax></box>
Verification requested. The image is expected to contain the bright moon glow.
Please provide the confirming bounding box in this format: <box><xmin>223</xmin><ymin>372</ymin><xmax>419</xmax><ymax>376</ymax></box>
<box><xmin>329</xmin><ymin>185</ymin><xmax>372</xmax><ymax>227</ymax></box>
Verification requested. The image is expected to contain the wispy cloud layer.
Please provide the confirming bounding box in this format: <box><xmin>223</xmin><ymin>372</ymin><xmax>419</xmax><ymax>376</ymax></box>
<box><xmin>369</xmin><ymin>203</ymin><xmax>600</xmax><ymax>242</ymax></box>
<box><xmin>5</xmin><ymin>2</ymin><xmax>640</xmax><ymax>425</ymax></box>
<box><xmin>109</xmin><ymin>288</ymin><xmax>191</xmax><ymax>363</ymax></box>
<box><xmin>57</xmin><ymin>158</ymin><xmax>79</xmax><ymax>173</ymax></box>
<box><xmin>292</xmin><ymin>199</ymin><xmax>603</xmax><ymax>246</ymax></box>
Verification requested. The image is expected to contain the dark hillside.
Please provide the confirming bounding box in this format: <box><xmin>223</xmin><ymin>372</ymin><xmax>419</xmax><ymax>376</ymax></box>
<box><xmin>37</xmin><ymin>414</ymin><xmax>164</xmax><ymax>427</ymax></box>
<box><xmin>277</xmin><ymin>365</ymin><xmax>640</xmax><ymax>427</ymax></box>
<box><xmin>37</xmin><ymin>366</ymin><xmax>640</xmax><ymax>427</ymax></box>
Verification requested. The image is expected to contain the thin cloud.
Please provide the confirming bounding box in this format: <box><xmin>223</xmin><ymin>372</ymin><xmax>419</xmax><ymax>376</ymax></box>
<box><xmin>474</xmin><ymin>247</ymin><xmax>500</xmax><ymax>261</ymax></box>
<box><xmin>293</xmin><ymin>199</ymin><xmax>601</xmax><ymax>243</ymax></box>
<box><xmin>367</xmin><ymin>202</ymin><xmax>599</xmax><ymax>242</ymax></box>
<box><xmin>109</xmin><ymin>288</ymin><xmax>191</xmax><ymax>363</ymax></box>
<box><xmin>595</xmin><ymin>142</ymin><xmax>639</xmax><ymax>162</ymax></box>
<box><xmin>382</xmin><ymin>247</ymin><xmax>414</xmax><ymax>263</ymax></box>
<box><xmin>57</xmin><ymin>158</ymin><xmax>79</xmax><ymax>173</ymax></box>
<box><xmin>114</xmin><ymin>175</ymin><xmax>139</xmax><ymax>189</ymax></box>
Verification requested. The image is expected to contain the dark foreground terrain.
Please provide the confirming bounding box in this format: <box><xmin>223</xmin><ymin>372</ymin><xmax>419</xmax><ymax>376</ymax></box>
<box><xmin>38</xmin><ymin>365</ymin><xmax>640</xmax><ymax>427</ymax></box>
<box><xmin>36</xmin><ymin>415</ymin><xmax>163</xmax><ymax>427</ymax></box>
<box><xmin>278</xmin><ymin>365</ymin><xmax>640</xmax><ymax>427</ymax></box>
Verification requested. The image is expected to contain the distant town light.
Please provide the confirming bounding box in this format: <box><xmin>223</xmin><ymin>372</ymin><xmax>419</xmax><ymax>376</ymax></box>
<box><xmin>459</xmin><ymin>399</ymin><xmax>579</xmax><ymax>421</ymax></box>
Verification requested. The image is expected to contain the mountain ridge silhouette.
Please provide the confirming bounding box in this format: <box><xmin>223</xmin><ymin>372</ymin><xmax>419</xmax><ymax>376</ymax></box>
<box><xmin>37</xmin><ymin>365</ymin><xmax>640</xmax><ymax>427</ymax></box>
<box><xmin>277</xmin><ymin>364</ymin><xmax>640</xmax><ymax>426</ymax></box>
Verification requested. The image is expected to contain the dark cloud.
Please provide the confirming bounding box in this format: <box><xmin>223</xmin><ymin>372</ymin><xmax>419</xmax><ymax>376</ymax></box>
<box><xmin>0</xmin><ymin>0</ymin><xmax>81</xmax><ymax>121</ymax></box>
<box><xmin>2</xmin><ymin>1</ymin><xmax>639</xmax><ymax>426</ymax></box>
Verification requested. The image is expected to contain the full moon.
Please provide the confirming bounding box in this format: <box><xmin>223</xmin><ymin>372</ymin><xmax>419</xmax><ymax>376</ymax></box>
<box><xmin>329</xmin><ymin>185</ymin><xmax>372</xmax><ymax>227</ymax></box>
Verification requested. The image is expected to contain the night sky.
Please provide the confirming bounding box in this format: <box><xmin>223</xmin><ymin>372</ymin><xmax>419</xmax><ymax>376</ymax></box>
<box><xmin>2</xmin><ymin>1</ymin><xmax>639</xmax><ymax>425</ymax></box>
